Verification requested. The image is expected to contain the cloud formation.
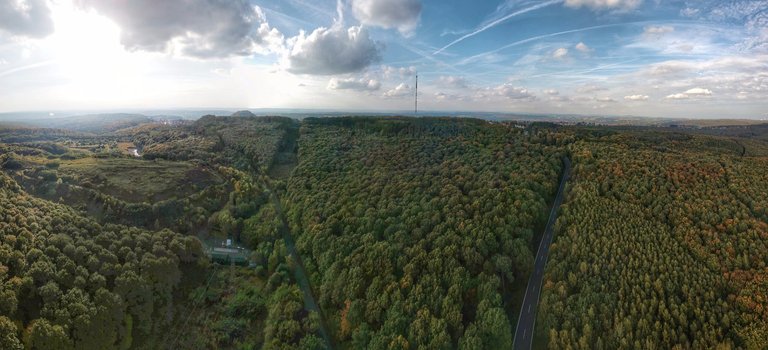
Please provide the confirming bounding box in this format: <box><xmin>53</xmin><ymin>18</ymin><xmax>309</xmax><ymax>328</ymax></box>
<box><xmin>434</xmin><ymin>92</ymin><xmax>465</xmax><ymax>101</ymax></box>
<box><xmin>576</xmin><ymin>84</ymin><xmax>607</xmax><ymax>93</ymax></box>
<box><xmin>553</xmin><ymin>47</ymin><xmax>569</xmax><ymax>58</ymax></box>
<box><xmin>680</xmin><ymin>7</ymin><xmax>699</xmax><ymax>18</ymax></box>
<box><xmin>703</xmin><ymin>1</ymin><xmax>768</xmax><ymax>52</ymax></box>
<box><xmin>382</xmin><ymin>65</ymin><xmax>416</xmax><ymax>77</ymax></box>
<box><xmin>624</xmin><ymin>94</ymin><xmax>649</xmax><ymax>101</ymax></box>
<box><xmin>351</xmin><ymin>0</ymin><xmax>422</xmax><ymax>34</ymax></box>
<box><xmin>285</xmin><ymin>26</ymin><xmax>382</xmax><ymax>75</ymax></box>
<box><xmin>384</xmin><ymin>83</ymin><xmax>412</xmax><ymax>97</ymax></box>
<box><xmin>644</xmin><ymin>25</ymin><xmax>674</xmax><ymax>34</ymax></box>
<box><xmin>575</xmin><ymin>42</ymin><xmax>592</xmax><ymax>53</ymax></box>
<box><xmin>76</xmin><ymin>0</ymin><xmax>281</xmax><ymax>58</ymax></box>
<box><xmin>685</xmin><ymin>87</ymin><xmax>713</xmax><ymax>95</ymax></box>
<box><xmin>0</xmin><ymin>0</ymin><xmax>54</xmax><ymax>38</ymax></box>
<box><xmin>564</xmin><ymin>0</ymin><xmax>642</xmax><ymax>11</ymax></box>
<box><xmin>437</xmin><ymin>76</ymin><xmax>468</xmax><ymax>89</ymax></box>
<box><xmin>665</xmin><ymin>93</ymin><xmax>689</xmax><ymax>100</ymax></box>
<box><xmin>328</xmin><ymin>77</ymin><xmax>381</xmax><ymax>91</ymax></box>
<box><xmin>477</xmin><ymin>84</ymin><xmax>535</xmax><ymax>101</ymax></box>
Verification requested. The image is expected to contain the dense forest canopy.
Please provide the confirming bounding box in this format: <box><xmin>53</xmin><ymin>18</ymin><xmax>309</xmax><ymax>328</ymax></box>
<box><xmin>0</xmin><ymin>115</ymin><xmax>767</xmax><ymax>349</ymax></box>
<box><xmin>283</xmin><ymin>117</ymin><xmax>569</xmax><ymax>348</ymax></box>
<box><xmin>0</xmin><ymin>170</ymin><xmax>206</xmax><ymax>349</ymax></box>
<box><xmin>0</xmin><ymin>116</ymin><xmax>321</xmax><ymax>349</ymax></box>
<box><xmin>538</xmin><ymin>131</ymin><xmax>768</xmax><ymax>349</ymax></box>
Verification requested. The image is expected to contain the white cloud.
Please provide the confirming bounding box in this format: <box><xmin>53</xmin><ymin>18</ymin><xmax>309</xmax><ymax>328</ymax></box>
<box><xmin>327</xmin><ymin>77</ymin><xmax>381</xmax><ymax>91</ymax></box>
<box><xmin>629</xmin><ymin>56</ymin><xmax>768</xmax><ymax>105</ymax></box>
<box><xmin>575</xmin><ymin>42</ymin><xmax>592</xmax><ymax>53</ymax></box>
<box><xmin>665</xmin><ymin>93</ymin><xmax>689</xmax><ymax>100</ymax></box>
<box><xmin>596</xmin><ymin>97</ymin><xmax>617</xmax><ymax>102</ymax></box>
<box><xmin>434</xmin><ymin>92</ymin><xmax>465</xmax><ymax>101</ymax></box>
<box><xmin>437</xmin><ymin>76</ymin><xmax>468</xmax><ymax>89</ymax></box>
<box><xmin>553</xmin><ymin>47</ymin><xmax>569</xmax><ymax>59</ymax></box>
<box><xmin>76</xmin><ymin>0</ymin><xmax>282</xmax><ymax>58</ymax></box>
<box><xmin>476</xmin><ymin>84</ymin><xmax>535</xmax><ymax>101</ymax></box>
<box><xmin>740</xmin><ymin>27</ymin><xmax>768</xmax><ymax>52</ymax></box>
<box><xmin>706</xmin><ymin>1</ymin><xmax>768</xmax><ymax>53</ymax></box>
<box><xmin>382</xmin><ymin>65</ymin><xmax>416</xmax><ymax>78</ymax></box>
<box><xmin>685</xmin><ymin>87</ymin><xmax>713</xmax><ymax>95</ymax></box>
<box><xmin>624</xmin><ymin>94</ymin><xmax>649</xmax><ymax>101</ymax></box>
<box><xmin>0</xmin><ymin>0</ymin><xmax>54</xmax><ymax>38</ymax></box>
<box><xmin>576</xmin><ymin>84</ymin><xmax>607</xmax><ymax>93</ymax></box>
<box><xmin>543</xmin><ymin>89</ymin><xmax>559</xmax><ymax>95</ymax></box>
<box><xmin>351</xmin><ymin>0</ymin><xmax>422</xmax><ymax>34</ymax></box>
<box><xmin>680</xmin><ymin>7</ymin><xmax>699</xmax><ymax>18</ymax></box>
<box><xmin>383</xmin><ymin>82</ymin><xmax>412</xmax><ymax>97</ymax></box>
<box><xmin>644</xmin><ymin>25</ymin><xmax>675</xmax><ymax>34</ymax></box>
<box><xmin>549</xmin><ymin>95</ymin><xmax>571</xmax><ymax>102</ymax></box>
<box><xmin>285</xmin><ymin>25</ymin><xmax>382</xmax><ymax>75</ymax></box>
<box><xmin>564</xmin><ymin>0</ymin><xmax>642</xmax><ymax>11</ymax></box>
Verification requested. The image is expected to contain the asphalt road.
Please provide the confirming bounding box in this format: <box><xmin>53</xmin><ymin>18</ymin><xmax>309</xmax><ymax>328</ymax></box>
<box><xmin>512</xmin><ymin>157</ymin><xmax>571</xmax><ymax>350</ymax></box>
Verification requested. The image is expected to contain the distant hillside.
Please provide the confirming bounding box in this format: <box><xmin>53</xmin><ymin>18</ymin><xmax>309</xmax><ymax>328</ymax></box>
<box><xmin>231</xmin><ymin>110</ymin><xmax>257</xmax><ymax>117</ymax></box>
<box><xmin>17</xmin><ymin>113</ymin><xmax>152</xmax><ymax>133</ymax></box>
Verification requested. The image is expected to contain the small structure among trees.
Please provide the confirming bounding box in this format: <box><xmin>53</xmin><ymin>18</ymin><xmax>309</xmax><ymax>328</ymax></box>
<box><xmin>205</xmin><ymin>239</ymin><xmax>250</xmax><ymax>266</ymax></box>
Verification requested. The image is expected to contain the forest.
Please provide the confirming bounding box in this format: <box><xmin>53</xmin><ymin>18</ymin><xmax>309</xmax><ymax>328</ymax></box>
<box><xmin>537</xmin><ymin>130</ymin><xmax>768</xmax><ymax>349</ymax></box>
<box><xmin>283</xmin><ymin>117</ymin><xmax>568</xmax><ymax>348</ymax></box>
<box><xmin>0</xmin><ymin>114</ymin><xmax>767</xmax><ymax>349</ymax></box>
<box><xmin>0</xmin><ymin>116</ymin><xmax>322</xmax><ymax>349</ymax></box>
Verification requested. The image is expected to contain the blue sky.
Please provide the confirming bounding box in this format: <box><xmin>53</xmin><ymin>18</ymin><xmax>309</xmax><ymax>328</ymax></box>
<box><xmin>0</xmin><ymin>0</ymin><xmax>767</xmax><ymax>118</ymax></box>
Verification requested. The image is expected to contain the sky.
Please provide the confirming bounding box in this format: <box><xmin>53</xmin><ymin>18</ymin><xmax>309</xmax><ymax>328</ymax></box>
<box><xmin>0</xmin><ymin>0</ymin><xmax>767</xmax><ymax>118</ymax></box>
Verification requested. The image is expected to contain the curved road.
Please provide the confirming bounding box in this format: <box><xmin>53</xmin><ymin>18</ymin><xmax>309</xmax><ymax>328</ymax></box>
<box><xmin>513</xmin><ymin>157</ymin><xmax>571</xmax><ymax>350</ymax></box>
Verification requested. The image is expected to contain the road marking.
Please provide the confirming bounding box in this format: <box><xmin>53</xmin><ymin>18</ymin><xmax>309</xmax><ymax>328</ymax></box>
<box><xmin>523</xmin><ymin>329</ymin><xmax>527</xmax><ymax>338</ymax></box>
<box><xmin>528</xmin><ymin>305</ymin><xmax>531</xmax><ymax>313</ymax></box>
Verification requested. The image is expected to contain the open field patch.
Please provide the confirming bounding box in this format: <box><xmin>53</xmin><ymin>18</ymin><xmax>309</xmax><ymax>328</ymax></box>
<box><xmin>58</xmin><ymin>157</ymin><xmax>224</xmax><ymax>202</ymax></box>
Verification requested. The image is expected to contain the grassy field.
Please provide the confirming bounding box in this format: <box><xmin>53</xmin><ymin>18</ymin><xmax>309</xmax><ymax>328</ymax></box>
<box><xmin>58</xmin><ymin>157</ymin><xmax>223</xmax><ymax>203</ymax></box>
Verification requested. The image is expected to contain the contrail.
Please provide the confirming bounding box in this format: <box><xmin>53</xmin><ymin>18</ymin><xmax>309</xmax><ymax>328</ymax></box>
<box><xmin>434</xmin><ymin>0</ymin><xmax>563</xmax><ymax>55</ymax></box>
<box><xmin>286</xmin><ymin>0</ymin><xmax>335</xmax><ymax>20</ymax></box>
<box><xmin>456</xmin><ymin>23</ymin><xmax>622</xmax><ymax>66</ymax></box>
<box><xmin>455</xmin><ymin>19</ymin><xmax>709</xmax><ymax>66</ymax></box>
<box><xmin>0</xmin><ymin>60</ymin><xmax>56</xmax><ymax>78</ymax></box>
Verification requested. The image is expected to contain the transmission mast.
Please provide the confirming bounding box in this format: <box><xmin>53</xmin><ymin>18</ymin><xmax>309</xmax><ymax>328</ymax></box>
<box><xmin>414</xmin><ymin>74</ymin><xmax>418</xmax><ymax>115</ymax></box>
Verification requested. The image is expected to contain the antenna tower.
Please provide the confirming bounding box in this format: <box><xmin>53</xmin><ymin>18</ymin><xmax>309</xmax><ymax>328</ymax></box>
<box><xmin>414</xmin><ymin>74</ymin><xmax>418</xmax><ymax>114</ymax></box>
